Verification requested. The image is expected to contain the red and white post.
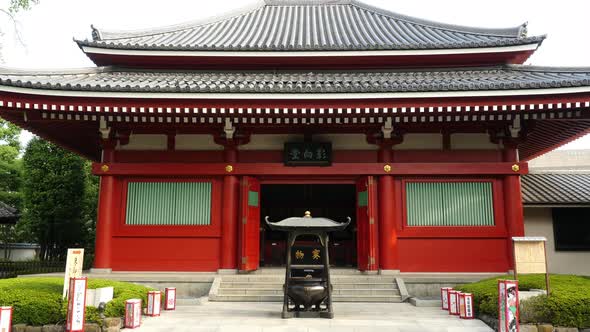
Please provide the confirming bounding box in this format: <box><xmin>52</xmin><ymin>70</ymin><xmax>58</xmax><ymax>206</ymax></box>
<box><xmin>66</xmin><ymin>277</ymin><xmax>88</xmax><ymax>332</ymax></box>
<box><xmin>125</xmin><ymin>299</ymin><xmax>142</xmax><ymax>329</ymax></box>
<box><xmin>0</xmin><ymin>306</ymin><xmax>12</xmax><ymax>332</ymax></box>
<box><xmin>498</xmin><ymin>280</ymin><xmax>520</xmax><ymax>332</ymax></box>
<box><xmin>441</xmin><ymin>287</ymin><xmax>453</xmax><ymax>310</ymax></box>
<box><xmin>459</xmin><ymin>293</ymin><xmax>474</xmax><ymax>319</ymax></box>
<box><xmin>164</xmin><ymin>287</ymin><xmax>177</xmax><ymax>310</ymax></box>
<box><xmin>147</xmin><ymin>291</ymin><xmax>161</xmax><ymax>317</ymax></box>
<box><xmin>448</xmin><ymin>290</ymin><xmax>460</xmax><ymax>316</ymax></box>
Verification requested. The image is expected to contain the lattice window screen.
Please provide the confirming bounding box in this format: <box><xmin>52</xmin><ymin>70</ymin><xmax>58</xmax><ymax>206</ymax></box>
<box><xmin>125</xmin><ymin>182</ymin><xmax>211</xmax><ymax>226</ymax></box>
<box><xmin>406</xmin><ymin>182</ymin><xmax>495</xmax><ymax>226</ymax></box>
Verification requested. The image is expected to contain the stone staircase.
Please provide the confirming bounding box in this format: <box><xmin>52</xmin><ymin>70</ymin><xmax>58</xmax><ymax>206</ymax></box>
<box><xmin>209</xmin><ymin>272</ymin><xmax>407</xmax><ymax>303</ymax></box>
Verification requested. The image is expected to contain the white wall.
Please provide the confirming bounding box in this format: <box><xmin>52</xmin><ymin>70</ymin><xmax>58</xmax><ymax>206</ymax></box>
<box><xmin>524</xmin><ymin>207</ymin><xmax>590</xmax><ymax>276</ymax></box>
<box><xmin>117</xmin><ymin>134</ymin><xmax>167</xmax><ymax>150</ymax></box>
<box><xmin>451</xmin><ymin>133</ymin><xmax>499</xmax><ymax>150</ymax></box>
<box><xmin>0</xmin><ymin>244</ymin><xmax>39</xmax><ymax>261</ymax></box>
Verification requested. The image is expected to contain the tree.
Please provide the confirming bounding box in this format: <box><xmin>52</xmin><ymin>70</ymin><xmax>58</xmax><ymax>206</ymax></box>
<box><xmin>22</xmin><ymin>138</ymin><xmax>86</xmax><ymax>260</ymax></box>
<box><xmin>81</xmin><ymin>161</ymin><xmax>99</xmax><ymax>256</ymax></box>
<box><xmin>0</xmin><ymin>0</ymin><xmax>40</xmax><ymax>258</ymax></box>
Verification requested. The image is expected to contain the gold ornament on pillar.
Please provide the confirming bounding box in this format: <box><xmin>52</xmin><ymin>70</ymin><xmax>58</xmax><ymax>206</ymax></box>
<box><xmin>511</xmin><ymin>164</ymin><xmax>520</xmax><ymax>172</ymax></box>
<box><xmin>384</xmin><ymin>164</ymin><xmax>392</xmax><ymax>173</ymax></box>
<box><xmin>101</xmin><ymin>164</ymin><xmax>110</xmax><ymax>173</ymax></box>
<box><xmin>225</xmin><ymin>165</ymin><xmax>234</xmax><ymax>173</ymax></box>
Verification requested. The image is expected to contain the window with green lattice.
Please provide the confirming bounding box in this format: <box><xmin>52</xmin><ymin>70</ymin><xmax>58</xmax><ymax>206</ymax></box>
<box><xmin>405</xmin><ymin>181</ymin><xmax>495</xmax><ymax>227</ymax></box>
<box><xmin>125</xmin><ymin>182</ymin><xmax>212</xmax><ymax>226</ymax></box>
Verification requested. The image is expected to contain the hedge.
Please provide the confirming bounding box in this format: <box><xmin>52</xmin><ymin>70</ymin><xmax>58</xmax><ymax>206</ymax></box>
<box><xmin>0</xmin><ymin>277</ymin><xmax>156</xmax><ymax>325</ymax></box>
<box><xmin>455</xmin><ymin>274</ymin><xmax>590</xmax><ymax>329</ymax></box>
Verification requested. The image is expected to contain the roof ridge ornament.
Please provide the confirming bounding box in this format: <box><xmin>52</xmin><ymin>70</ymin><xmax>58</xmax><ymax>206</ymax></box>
<box><xmin>91</xmin><ymin>25</ymin><xmax>102</xmax><ymax>41</ymax></box>
<box><xmin>519</xmin><ymin>22</ymin><xmax>529</xmax><ymax>39</ymax></box>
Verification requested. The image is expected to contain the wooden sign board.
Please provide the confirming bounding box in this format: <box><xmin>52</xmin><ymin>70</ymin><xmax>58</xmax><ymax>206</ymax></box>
<box><xmin>512</xmin><ymin>237</ymin><xmax>550</xmax><ymax>296</ymax></box>
<box><xmin>63</xmin><ymin>249</ymin><xmax>85</xmax><ymax>299</ymax></box>
<box><xmin>513</xmin><ymin>238</ymin><xmax>547</xmax><ymax>274</ymax></box>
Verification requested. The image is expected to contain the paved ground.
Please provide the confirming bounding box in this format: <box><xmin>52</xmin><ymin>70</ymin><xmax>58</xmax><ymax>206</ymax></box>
<box><xmin>136</xmin><ymin>300</ymin><xmax>493</xmax><ymax>332</ymax></box>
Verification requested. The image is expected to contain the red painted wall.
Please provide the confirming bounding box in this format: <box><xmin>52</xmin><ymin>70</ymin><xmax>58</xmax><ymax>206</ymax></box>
<box><xmin>100</xmin><ymin>148</ymin><xmax>519</xmax><ymax>273</ymax></box>
<box><xmin>390</xmin><ymin>177</ymin><xmax>512</xmax><ymax>272</ymax></box>
<box><xmin>111</xmin><ymin>237</ymin><xmax>220</xmax><ymax>271</ymax></box>
<box><xmin>107</xmin><ymin>176</ymin><xmax>223</xmax><ymax>272</ymax></box>
<box><xmin>397</xmin><ymin>239</ymin><xmax>509</xmax><ymax>272</ymax></box>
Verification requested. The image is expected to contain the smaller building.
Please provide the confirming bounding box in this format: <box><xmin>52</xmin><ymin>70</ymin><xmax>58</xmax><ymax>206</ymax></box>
<box><xmin>522</xmin><ymin>173</ymin><xmax>590</xmax><ymax>276</ymax></box>
<box><xmin>0</xmin><ymin>201</ymin><xmax>18</xmax><ymax>225</ymax></box>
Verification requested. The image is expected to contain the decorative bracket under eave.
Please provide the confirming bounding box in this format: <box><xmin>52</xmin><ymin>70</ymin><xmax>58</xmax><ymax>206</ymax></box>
<box><xmin>99</xmin><ymin>118</ymin><xmax>111</xmax><ymax>140</ymax></box>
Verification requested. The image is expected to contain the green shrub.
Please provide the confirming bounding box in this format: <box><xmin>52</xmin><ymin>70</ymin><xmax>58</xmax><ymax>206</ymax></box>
<box><xmin>456</xmin><ymin>274</ymin><xmax>590</xmax><ymax>328</ymax></box>
<box><xmin>0</xmin><ymin>277</ymin><xmax>156</xmax><ymax>325</ymax></box>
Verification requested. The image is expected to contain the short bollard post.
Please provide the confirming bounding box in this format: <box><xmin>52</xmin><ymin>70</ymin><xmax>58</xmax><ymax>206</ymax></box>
<box><xmin>459</xmin><ymin>293</ymin><xmax>474</xmax><ymax>319</ymax></box>
<box><xmin>0</xmin><ymin>306</ymin><xmax>12</xmax><ymax>332</ymax></box>
<box><xmin>448</xmin><ymin>290</ymin><xmax>460</xmax><ymax>316</ymax></box>
<box><xmin>125</xmin><ymin>299</ymin><xmax>142</xmax><ymax>329</ymax></box>
<box><xmin>165</xmin><ymin>287</ymin><xmax>176</xmax><ymax>310</ymax></box>
<box><xmin>441</xmin><ymin>287</ymin><xmax>453</xmax><ymax>310</ymax></box>
<box><xmin>66</xmin><ymin>277</ymin><xmax>88</xmax><ymax>332</ymax></box>
<box><xmin>147</xmin><ymin>291</ymin><xmax>161</xmax><ymax>317</ymax></box>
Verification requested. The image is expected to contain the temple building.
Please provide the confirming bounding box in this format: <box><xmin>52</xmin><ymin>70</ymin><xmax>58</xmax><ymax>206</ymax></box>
<box><xmin>1</xmin><ymin>0</ymin><xmax>590</xmax><ymax>273</ymax></box>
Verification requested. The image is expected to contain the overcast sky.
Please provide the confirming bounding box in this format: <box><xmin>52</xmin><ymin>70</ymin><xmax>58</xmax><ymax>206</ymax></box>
<box><xmin>1</xmin><ymin>0</ymin><xmax>590</xmax><ymax>151</ymax></box>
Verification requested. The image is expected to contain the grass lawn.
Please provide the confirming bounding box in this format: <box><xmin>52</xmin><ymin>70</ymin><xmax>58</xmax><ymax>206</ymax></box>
<box><xmin>456</xmin><ymin>274</ymin><xmax>590</xmax><ymax>328</ymax></box>
<box><xmin>0</xmin><ymin>277</ymin><xmax>155</xmax><ymax>326</ymax></box>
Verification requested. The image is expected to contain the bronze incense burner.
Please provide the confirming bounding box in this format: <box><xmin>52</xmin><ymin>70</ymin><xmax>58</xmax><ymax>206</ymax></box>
<box><xmin>265</xmin><ymin>212</ymin><xmax>350</xmax><ymax>319</ymax></box>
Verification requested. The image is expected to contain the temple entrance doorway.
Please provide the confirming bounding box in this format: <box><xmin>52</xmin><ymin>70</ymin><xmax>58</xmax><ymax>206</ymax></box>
<box><xmin>260</xmin><ymin>184</ymin><xmax>357</xmax><ymax>268</ymax></box>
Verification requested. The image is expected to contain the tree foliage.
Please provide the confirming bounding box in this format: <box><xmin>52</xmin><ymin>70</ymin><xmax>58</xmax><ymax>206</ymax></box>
<box><xmin>0</xmin><ymin>120</ymin><xmax>20</xmax><ymax>161</ymax></box>
<box><xmin>21</xmin><ymin>138</ymin><xmax>87</xmax><ymax>260</ymax></box>
<box><xmin>7</xmin><ymin>0</ymin><xmax>39</xmax><ymax>13</ymax></box>
<box><xmin>81</xmin><ymin>161</ymin><xmax>99</xmax><ymax>255</ymax></box>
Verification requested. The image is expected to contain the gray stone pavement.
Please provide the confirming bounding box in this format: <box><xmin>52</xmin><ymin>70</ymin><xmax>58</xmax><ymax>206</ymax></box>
<box><xmin>136</xmin><ymin>299</ymin><xmax>493</xmax><ymax>332</ymax></box>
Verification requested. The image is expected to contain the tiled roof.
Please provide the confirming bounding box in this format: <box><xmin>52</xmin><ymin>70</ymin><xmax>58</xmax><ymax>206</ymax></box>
<box><xmin>522</xmin><ymin>174</ymin><xmax>590</xmax><ymax>205</ymax></box>
<box><xmin>77</xmin><ymin>0</ymin><xmax>544</xmax><ymax>51</ymax></box>
<box><xmin>1</xmin><ymin>65</ymin><xmax>590</xmax><ymax>94</ymax></box>
<box><xmin>0</xmin><ymin>201</ymin><xmax>18</xmax><ymax>222</ymax></box>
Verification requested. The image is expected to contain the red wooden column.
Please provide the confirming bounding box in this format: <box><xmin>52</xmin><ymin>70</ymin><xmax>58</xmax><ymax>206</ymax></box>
<box><xmin>220</xmin><ymin>145</ymin><xmax>239</xmax><ymax>271</ymax></box>
<box><xmin>94</xmin><ymin>140</ymin><xmax>117</xmax><ymax>271</ymax></box>
<box><xmin>377</xmin><ymin>141</ymin><xmax>399</xmax><ymax>272</ymax></box>
<box><xmin>503</xmin><ymin>145</ymin><xmax>525</xmax><ymax>271</ymax></box>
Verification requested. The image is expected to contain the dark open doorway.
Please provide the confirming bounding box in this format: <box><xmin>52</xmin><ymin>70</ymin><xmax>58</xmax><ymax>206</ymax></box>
<box><xmin>260</xmin><ymin>184</ymin><xmax>357</xmax><ymax>267</ymax></box>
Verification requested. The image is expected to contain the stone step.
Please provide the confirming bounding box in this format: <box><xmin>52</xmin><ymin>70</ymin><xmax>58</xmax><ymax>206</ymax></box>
<box><xmin>253</xmin><ymin>268</ymin><xmax>362</xmax><ymax>275</ymax></box>
<box><xmin>219</xmin><ymin>276</ymin><xmax>397</xmax><ymax>282</ymax></box>
<box><xmin>219</xmin><ymin>282</ymin><xmax>398</xmax><ymax>289</ymax></box>
<box><xmin>218</xmin><ymin>288</ymin><xmax>401</xmax><ymax>296</ymax></box>
<box><xmin>211</xmin><ymin>294</ymin><xmax>403</xmax><ymax>302</ymax></box>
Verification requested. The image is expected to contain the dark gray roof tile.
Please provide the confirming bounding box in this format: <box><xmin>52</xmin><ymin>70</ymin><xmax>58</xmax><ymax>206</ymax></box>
<box><xmin>76</xmin><ymin>0</ymin><xmax>544</xmax><ymax>51</ymax></box>
<box><xmin>522</xmin><ymin>174</ymin><xmax>590</xmax><ymax>205</ymax></box>
<box><xmin>0</xmin><ymin>201</ymin><xmax>18</xmax><ymax>222</ymax></box>
<box><xmin>1</xmin><ymin>65</ymin><xmax>590</xmax><ymax>94</ymax></box>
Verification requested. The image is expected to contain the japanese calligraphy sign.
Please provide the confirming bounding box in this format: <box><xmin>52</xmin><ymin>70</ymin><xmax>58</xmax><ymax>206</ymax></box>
<box><xmin>448</xmin><ymin>290</ymin><xmax>460</xmax><ymax>315</ymax></box>
<box><xmin>66</xmin><ymin>277</ymin><xmax>87</xmax><ymax>332</ymax></box>
<box><xmin>125</xmin><ymin>299</ymin><xmax>142</xmax><ymax>329</ymax></box>
<box><xmin>498</xmin><ymin>280</ymin><xmax>520</xmax><ymax>332</ymax></box>
<box><xmin>63</xmin><ymin>248</ymin><xmax>85</xmax><ymax>299</ymax></box>
<box><xmin>291</xmin><ymin>245</ymin><xmax>324</xmax><ymax>265</ymax></box>
<box><xmin>164</xmin><ymin>288</ymin><xmax>176</xmax><ymax>310</ymax></box>
<box><xmin>0</xmin><ymin>307</ymin><xmax>12</xmax><ymax>332</ymax></box>
<box><xmin>284</xmin><ymin>142</ymin><xmax>332</xmax><ymax>166</ymax></box>
<box><xmin>441</xmin><ymin>287</ymin><xmax>452</xmax><ymax>310</ymax></box>
<box><xmin>459</xmin><ymin>293</ymin><xmax>474</xmax><ymax>319</ymax></box>
<box><xmin>147</xmin><ymin>291</ymin><xmax>161</xmax><ymax>317</ymax></box>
